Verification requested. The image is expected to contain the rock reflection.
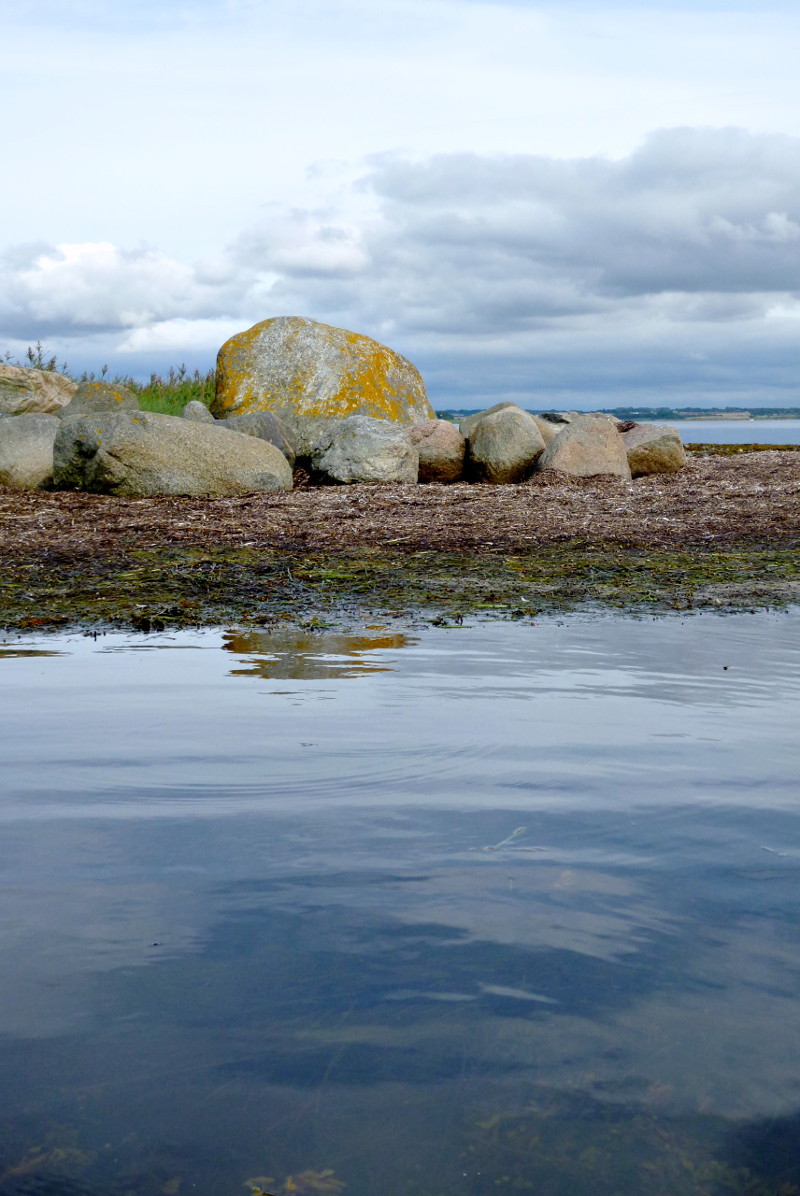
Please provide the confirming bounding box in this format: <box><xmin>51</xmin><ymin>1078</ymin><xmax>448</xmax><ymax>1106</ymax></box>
<box><xmin>221</xmin><ymin>628</ymin><xmax>414</xmax><ymax>680</ymax></box>
<box><xmin>0</xmin><ymin>646</ymin><xmax>66</xmax><ymax>658</ymax></box>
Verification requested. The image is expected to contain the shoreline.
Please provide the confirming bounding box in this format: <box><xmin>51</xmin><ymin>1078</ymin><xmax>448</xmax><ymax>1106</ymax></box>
<box><xmin>2</xmin><ymin>450</ymin><xmax>799</xmax><ymax>633</ymax></box>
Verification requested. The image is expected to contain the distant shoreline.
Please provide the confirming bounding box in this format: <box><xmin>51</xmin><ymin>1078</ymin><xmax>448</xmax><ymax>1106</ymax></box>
<box><xmin>639</xmin><ymin>413</ymin><xmax>800</xmax><ymax>422</ymax></box>
<box><xmin>436</xmin><ymin>408</ymin><xmax>800</xmax><ymax>422</ymax></box>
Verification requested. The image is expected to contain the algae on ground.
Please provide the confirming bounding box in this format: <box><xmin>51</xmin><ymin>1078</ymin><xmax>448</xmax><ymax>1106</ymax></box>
<box><xmin>0</xmin><ymin>542</ymin><xmax>797</xmax><ymax>632</ymax></box>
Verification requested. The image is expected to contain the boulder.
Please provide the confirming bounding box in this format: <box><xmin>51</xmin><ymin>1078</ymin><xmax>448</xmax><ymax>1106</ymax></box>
<box><xmin>58</xmin><ymin>379</ymin><xmax>139</xmax><ymax>417</ymax></box>
<box><xmin>0</xmin><ymin>364</ymin><xmax>76</xmax><ymax>415</ymax></box>
<box><xmin>311</xmin><ymin>415</ymin><xmax>418</xmax><ymax>484</ymax></box>
<box><xmin>212</xmin><ymin>317</ymin><xmax>435</xmax><ymax>439</ymax></box>
<box><xmin>536</xmin><ymin>415</ymin><xmax>631</xmax><ymax>481</ymax></box>
<box><xmin>220</xmin><ymin>410</ymin><xmax>296</xmax><ymax>466</ymax></box>
<box><xmin>0</xmin><ymin>413</ymin><xmax>60</xmax><ymax>489</ymax></box>
<box><xmin>623</xmin><ymin>422</ymin><xmax>686</xmax><ymax>476</ymax></box>
<box><xmin>410</xmin><ymin>419</ymin><xmax>465</xmax><ymax>483</ymax></box>
<box><xmin>53</xmin><ymin>411</ymin><xmax>292</xmax><ymax>496</ymax></box>
<box><xmin>531</xmin><ymin>415</ymin><xmax>564</xmax><ymax>446</ymax></box>
<box><xmin>467</xmin><ymin>405</ymin><xmax>546</xmax><ymax>483</ymax></box>
<box><xmin>459</xmin><ymin>401</ymin><xmax>520</xmax><ymax>439</ymax></box>
<box><xmin>182</xmin><ymin>400</ymin><xmax>216</xmax><ymax>423</ymax></box>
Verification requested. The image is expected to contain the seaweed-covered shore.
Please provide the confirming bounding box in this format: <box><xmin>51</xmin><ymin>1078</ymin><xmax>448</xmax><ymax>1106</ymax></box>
<box><xmin>1</xmin><ymin>450</ymin><xmax>799</xmax><ymax>630</ymax></box>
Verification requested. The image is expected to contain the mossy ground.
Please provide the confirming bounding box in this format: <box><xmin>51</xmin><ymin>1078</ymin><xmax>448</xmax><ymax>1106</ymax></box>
<box><xmin>686</xmin><ymin>442</ymin><xmax>800</xmax><ymax>456</ymax></box>
<box><xmin>2</xmin><ymin>541</ymin><xmax>797</xmax><ymax>633</ymax></box>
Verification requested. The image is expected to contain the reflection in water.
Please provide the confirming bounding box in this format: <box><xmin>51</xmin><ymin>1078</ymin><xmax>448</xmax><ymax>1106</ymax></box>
<box><xmin>222</xmin><ymin>628</ymin><xmax>413</xmax><ymax>679</ymax></box>
<box><xmin>0</xmin><ymin>646</ymin><xmax>66</xmax><ymax>658</ymax></box>
<box><xmin>0</xmin><ymin>611</ymin><xmax>799</xmax><ymax>1196</ymax></box>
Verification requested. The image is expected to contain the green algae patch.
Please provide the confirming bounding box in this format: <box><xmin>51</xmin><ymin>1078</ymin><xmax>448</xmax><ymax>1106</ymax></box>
<box><xmin>1</xmin><ymin>542</ymin><xmax>798</xmax><ymax>632</ymax></box>
<box><xmin>687</xmin><ymin>442</ymin><xmax>800</xmax><ymax>456</ymax></box>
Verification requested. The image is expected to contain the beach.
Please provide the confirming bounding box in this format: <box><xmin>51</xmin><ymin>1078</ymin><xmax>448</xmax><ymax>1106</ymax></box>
<box><xmin>2</xmin><ymin>449</ymin><xmax>799</xmax><ymax>629</ymax></box>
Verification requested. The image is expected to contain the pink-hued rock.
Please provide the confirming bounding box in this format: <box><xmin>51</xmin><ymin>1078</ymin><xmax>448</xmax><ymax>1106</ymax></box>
<box><xmin>0</xmin><ymin>364</ymin><xmax>76</xmax><ymax>415</ymax></box>
<box><xmin>536</xmin><ymin>415</ymin><xmax>631</xmax><ymax>480</ymax></box>
<box><xmin>623</xmin><ymin>422</ymin><xmax>686</xmax><ymax>476</ymax></box>
<box><xmin>410</xmin><ymin>419</ymin><xmax>466</xmax><ymax>483</ymax></box>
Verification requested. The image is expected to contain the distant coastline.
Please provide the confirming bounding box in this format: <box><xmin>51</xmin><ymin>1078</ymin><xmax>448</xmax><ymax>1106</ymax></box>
<box><xmin>436</xmin><ymin>407</ymin><xmax>800</xmax><ymax>422</ymax></box>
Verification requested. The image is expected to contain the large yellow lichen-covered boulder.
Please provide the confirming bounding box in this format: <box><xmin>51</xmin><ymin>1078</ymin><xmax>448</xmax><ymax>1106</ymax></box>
<box><xmin>212</xmin><ymin>317</ymin><xmax>434</xmax><ymax>433</ymax></box>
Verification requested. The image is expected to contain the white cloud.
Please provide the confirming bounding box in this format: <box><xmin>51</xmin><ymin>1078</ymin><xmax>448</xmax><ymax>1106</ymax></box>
<box><xmin>2</xmin><ymin>127</ymin><xmax>800</xmax><ymax>408</ymax></box>
<box><xmin>3</xmin><ymin>0</ymin><xmax>800</xmax><ymax>261</ymax></box>
<box><xmin>117</xmin><ymin>318</ymin><xmax>247</xmax><ymax>354</ymax></box>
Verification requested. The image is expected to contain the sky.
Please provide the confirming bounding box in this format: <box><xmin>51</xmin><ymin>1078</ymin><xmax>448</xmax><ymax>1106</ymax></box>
<box><xmin>2</xmin><ymin>0</ymin><xmax>800</xmax><ymax>409</ymax></box>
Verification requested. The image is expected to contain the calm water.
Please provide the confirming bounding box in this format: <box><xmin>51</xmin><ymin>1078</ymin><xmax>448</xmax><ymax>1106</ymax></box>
<box><xmin>643</xmin><ymin>418</ymin><xmax>800</xmax><ymax>444</ymax></box>
<box><xmin>1</xmin><ymin>613</ymin><xmax>800</xmax><ymax>1196</ymax></box>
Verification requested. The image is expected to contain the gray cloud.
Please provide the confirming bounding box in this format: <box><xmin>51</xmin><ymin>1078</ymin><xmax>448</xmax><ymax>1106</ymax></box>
<box><xmin>3</xmin><ymin>127</ymin><xmax>800</xmax><ymax>407</ymax></box>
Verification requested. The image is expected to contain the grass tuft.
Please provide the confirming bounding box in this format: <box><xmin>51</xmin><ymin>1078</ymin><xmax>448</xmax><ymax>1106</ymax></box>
<box><xmin>3</xmin><ymin>343</ymin><xmax>216</xmax><ymax>417</ymax></box>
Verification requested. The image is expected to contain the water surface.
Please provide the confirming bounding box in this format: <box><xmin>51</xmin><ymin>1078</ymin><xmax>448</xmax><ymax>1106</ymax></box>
<box><xmin>642</xmin><ymin>417</ymin><xmax>800</xmax><ymax>444</ymax></box>
<box><xmin>1</xmin><ymin>612</ymin><xmax>799</xmax><ymax>1196</ymax></box>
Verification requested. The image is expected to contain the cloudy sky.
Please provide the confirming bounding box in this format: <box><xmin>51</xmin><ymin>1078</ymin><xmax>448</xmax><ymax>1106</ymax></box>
<box><xmin>2</xmin><ymin>0</ymin><xmax>800</xmax><ymax>409</ymax></box>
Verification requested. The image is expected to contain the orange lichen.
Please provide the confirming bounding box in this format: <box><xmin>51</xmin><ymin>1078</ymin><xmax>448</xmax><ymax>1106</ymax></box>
<box><xmin>213</xmin><ymin>317</ymin><xmax>433</xmax><ymax>423</ymax></box>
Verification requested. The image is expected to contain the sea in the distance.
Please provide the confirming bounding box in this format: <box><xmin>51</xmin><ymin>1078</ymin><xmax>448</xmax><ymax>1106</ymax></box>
<box><xmin>635</xmin><ymin>418</ymin><xmax>800</xmax><ymax>444</ymax></box>
<box><xmin>1</xmin><ymin>610</ymin><xmax>799</xmax><ymax>1196</ymax></box>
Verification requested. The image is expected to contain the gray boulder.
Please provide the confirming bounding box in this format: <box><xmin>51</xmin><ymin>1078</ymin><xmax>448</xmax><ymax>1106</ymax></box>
<box><xmin>0</xmin><ymin>364</ymin><xmax>76</xmax><ymax>415</ymax></box>
<box><xmin>623</xmin><ymin>422</ymin><xmax>686</xmax><ymax>476</ymax></box>
<box><xmin>311</xmin><ymin>415</ymin><xmax>418</xmax><ymax>484</ymax></box>
<box><xmin>53</xmin><ymin>411</ymin><xmax>293</xmax><ymax>496</ymax></box>
<box><xmin>531</xmin><ymin>415</ymin><xmax>564</xmax><ymax>446</ymax></box>
<box><xmin>536</xmin><ymin>415</ymin><xmax>631</xmax><ymax>481</ymax></box>
<box><xmin>58</xmin><ymin>379</ymin><xmax>140</xmax><ymax>418</ymax></box>
<box><xmin>182</xmin><ymin>400</ymin><xmax>216</xmax><ymax>423</ymax></box>
<box><xmin>467</xmin><ymin>405</ymin><xmax>545</xmax><ymax>483</ymax></box>
<box><xmin>410</xmin><ymin>419</ymin><xmax>465</xmax><ymax>483</ymax></box>
<box><xmin>0</xmin><ymin>413</ymin><xmax>60</xmax><ymax>489</ymax></box>
<box><xmin>220</xmin><ymin>410</ymin><xmax>296</xmax><ymax>466</ymax></box>
<box><xmin>459</xmin><ymin>401</ymin><xmax>518</xmax><ymax>439</ymax></box>
<box><xmin>290</xmin><ymin>416</ymin><xmax>355</xmax><ymax>461</ymax></box>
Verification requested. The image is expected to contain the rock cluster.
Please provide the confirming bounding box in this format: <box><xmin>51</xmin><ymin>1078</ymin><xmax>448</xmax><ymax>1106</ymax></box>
<box><xmin>0</xmin><ymin>318</ymin><xmax>686</xmax><ymax>495</ymax></box>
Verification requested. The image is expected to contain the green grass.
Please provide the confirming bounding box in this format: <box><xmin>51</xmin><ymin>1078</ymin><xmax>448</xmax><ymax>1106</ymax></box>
<box><xmin>3</xmin><ymin>342</ymin><xmax>216</xmax><ymax>417</ymax></box>
<box><xmin>126</xmin><ymin>365</ymin><xmax>216</xmax><ymax>416</ymax></box>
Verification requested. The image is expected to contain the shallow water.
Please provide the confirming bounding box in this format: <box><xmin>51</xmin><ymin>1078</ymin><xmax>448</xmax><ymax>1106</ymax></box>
<box><xmin>1</xmin><ymin>612</ymin><xmax>799</xmax><ymax>1196</ymax></box>
<box><xmin>643</xmin><ymin>417</ymin><xmax>800</xmax><ymax>444</ymax></box>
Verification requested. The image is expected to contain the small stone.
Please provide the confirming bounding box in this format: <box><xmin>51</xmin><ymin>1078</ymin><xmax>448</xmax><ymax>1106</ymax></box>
<box><xmin>182</xmin><ymin>400</ymin><xmax>216</xmax><ymax>423</ymax></box>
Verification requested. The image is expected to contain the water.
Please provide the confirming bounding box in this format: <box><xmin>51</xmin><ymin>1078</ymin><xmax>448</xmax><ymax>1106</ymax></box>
<box><xmin>1</xmin><ymin>612</ymin><xmax>800</xmax><ymax>1196</ymax></box>
<box><xmin>641</xmin><ymin>418</ymin><xmax>800</xmax><ymax>445</ymax></box>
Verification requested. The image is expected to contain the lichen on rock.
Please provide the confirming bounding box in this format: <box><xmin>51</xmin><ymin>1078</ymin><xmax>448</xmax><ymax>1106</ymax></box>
<box><xmin>212</xmin><ymin>317</ymin><xmax>434</xmax><ymax>435</ymax></box>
